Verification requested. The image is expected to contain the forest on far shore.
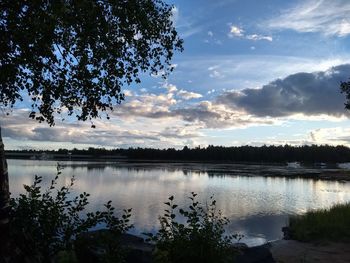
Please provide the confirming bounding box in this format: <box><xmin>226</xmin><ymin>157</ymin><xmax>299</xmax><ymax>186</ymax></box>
<box><xmin>6</xmin><ymin>144</ymin><xmax>350</xmax><ymax>163</ymax></box>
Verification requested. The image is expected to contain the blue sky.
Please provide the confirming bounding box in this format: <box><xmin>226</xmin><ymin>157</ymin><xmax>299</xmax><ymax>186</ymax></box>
<box><xmin>3</xmin><ymin>0</ymin><xmax>350</xmax><ymax>150</ymax></box>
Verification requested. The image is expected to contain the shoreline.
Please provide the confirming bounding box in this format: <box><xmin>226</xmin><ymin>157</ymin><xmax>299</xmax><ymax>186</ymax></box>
<box><xmin>7</xmin><ymin>157</ymin><xmax>350</xmax><ymax>181</ymax></box>
<box><xmin>77</xmin><ymin>230</ymin><xmax>276</xmax><ymax>263</ymax></box>
<box><xmin>84</xmin><ymin>231</ymin><xmax>350</xmax><ymax>262</ymax></box>
<box><xmin>269</xmin><ymin>239</ymin><xmax>350</xmax><ymax>262</ymax></box>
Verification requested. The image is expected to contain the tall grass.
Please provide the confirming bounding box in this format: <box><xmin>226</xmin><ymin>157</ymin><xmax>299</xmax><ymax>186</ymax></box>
<box><xmin>289</xmin><ymin>203</ymin><xmax>350</xmax><ymax>241</ymax></box>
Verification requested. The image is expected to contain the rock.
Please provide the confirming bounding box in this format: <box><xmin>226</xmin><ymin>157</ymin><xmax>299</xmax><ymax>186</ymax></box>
<box><xmin>270</xmin><ymin>240</ymin><xmax>350</xmax><ymax>263</ymax></box>
<box><xmin>121</xmin><ymin>234</ymin><xmax>153</xmax><ymax>263</ymax></box>
<box><xmin>120</xmin><ymin>233</ymin><xmax>153</xmax><ymax>253</ymax></box>
<box><xmin>54</xmin><ymin>250</ymin><xmax>78</xmax><ymax>263</ymax></box>
<box><xmin>232</xmin><ymin>242</ymin><xmax>249</xmax><ymax>250</ymax></box>
<box><xmin>75</xmin><ymin>230</ymin><xmax>276</xmax><ymax>263</ymax></box>
<box><xmin>125</xmin><ymin>248</ymin><xmax>152</xmax><ymax>263</ymax></box>
<box><xmin>234</xmin><ymin>244</ymin><xmax>275</xmax><ymax>263</ymax></box>
<box><xmin>282</xmin><ymin>226</ymin><xmax>291</xmax><ymax>240</ymax></box>
<box><xmin>75</xmin><ymin>230</ymin><xmax>153</xmax><ymax>263</ymax></box>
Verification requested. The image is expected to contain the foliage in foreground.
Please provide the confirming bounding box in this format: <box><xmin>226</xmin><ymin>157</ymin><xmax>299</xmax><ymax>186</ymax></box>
<box><xmin>289</xmin><ymin>203</ymin><xmax>350</xmax><ymax>242</ymax></box>
<box><xmin>9</xmin><ymin>168</ymin><xmax>244</xmax><ymax>263</ymax></box>
<box><xmin>145</xmin><ymin>193</ymin><xmax>242</xmax><ymax>263</ymax></box>
<box><xmin>9</xmin><ymin>165</ymin><xmax>132</xmax><ymax>263</ymax></box>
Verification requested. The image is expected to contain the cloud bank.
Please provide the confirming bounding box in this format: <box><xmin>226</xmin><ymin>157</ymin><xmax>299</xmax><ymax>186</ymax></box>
<box><xmin>217</xmin><ymin>64</ymin><xmax>350</xmax><ymax>118</ymax></box>
<box><xmin>2</xmin><ymin>64</ymin><xmax>350</xmax><ymax>149</ymax></box>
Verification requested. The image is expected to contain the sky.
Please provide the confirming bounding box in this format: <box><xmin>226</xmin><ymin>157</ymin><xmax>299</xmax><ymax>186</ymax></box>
<box><xmin>3</xmin><ymin>0</ymin><xmax>350</xmax><ymax>150</ymax></box>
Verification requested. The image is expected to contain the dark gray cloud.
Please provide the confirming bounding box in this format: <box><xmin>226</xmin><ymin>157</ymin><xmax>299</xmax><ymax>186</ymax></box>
<box><xmin>174</xmin><ymin>103</ymin><xmax>221</xmax><ymax>123</ymax></box>
<box><xmin>159</xmin><ymin>126</ymin><xmax>200</xmax><ymax>139</ymax></box>
<box><xmin>173</xmin><ymin>102</ymin><xmax>274</xmax><ymax>128</ymax></box>
<box><xmin>217</xmin><ymin>64</ymin><xmax>350</xmax><ymax>117</ymax></box>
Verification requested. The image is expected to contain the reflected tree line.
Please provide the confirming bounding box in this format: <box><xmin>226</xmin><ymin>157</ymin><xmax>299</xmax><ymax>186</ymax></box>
<box><xmin>7</xmin><ymin>144</ymin><xmax>350</xmax><ymax>163</ymax></box>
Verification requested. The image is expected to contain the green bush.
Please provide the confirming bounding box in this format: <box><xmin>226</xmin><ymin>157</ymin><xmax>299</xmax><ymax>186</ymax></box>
<box><xmin>289</xmin><ymin>203</ymin><xmax>350</xmax><ymax>241</ymax></box>
<box><xmin>145</xmin><ymin>193</ymin><xmax>242</xmax><ymax>263</ymax></box>
<box><xmin>9</xmin><ymin>165</ymin><xmax>132</xmax><ymax>262</ymax></box>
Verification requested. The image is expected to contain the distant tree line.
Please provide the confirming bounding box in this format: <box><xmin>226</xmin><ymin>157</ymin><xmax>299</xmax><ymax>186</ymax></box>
<box><xmin>7</xmin><ymin>144</ymin><xmax>350</xmax><ymax>163</ymax></box>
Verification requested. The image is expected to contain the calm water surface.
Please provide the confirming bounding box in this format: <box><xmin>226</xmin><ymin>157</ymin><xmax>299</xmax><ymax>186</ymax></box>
<box><xmin>8</xmin><ymin>159</ymin><xmax>350</xmax><ymax>246</ymax></box>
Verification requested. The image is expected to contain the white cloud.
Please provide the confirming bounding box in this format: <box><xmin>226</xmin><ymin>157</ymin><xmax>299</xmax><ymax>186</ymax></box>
<box><xmin>177</xmin><ymin>90</ymin><xmax>203</xmax><ymax>100</ymax></box>
<box><xmin>246</xmin><ymin>34</ymin><xmax>273</xmax><ymax>42</ymax></box>
<box><xmin>117</xmin><ymin>87</ymin><xmax>273</xmax><ymax>130</ymax></box>
<box><xmin>228</xmin><ymin>24</ymin><xmax>273</xmax><ymax>41</ymax></box>
<box><xmin>309</xmin><ymin>127</ymin><xmax>350</xmax><ymax>146</ymax></box>
<box><xmin>267</xmin><ymin>0</ymin><xmax>350</xmax><ymax>37</ymax></box>
<box><xmin>1</xmin><ymin>108</ymin><xmax>203</xmax><ymax>149</ymax></box>
<box><xmin>228</xmin><ymin>25</ymin><xmax>244</xmax><ymax>38</ymax></box>
<box><xmin>6</xmin><ymin>60</ymin><xmax>350</xmax><ymax>149</ymax></box>
<box><xmin>245</xmin><ymin>138</ymin><xmax>314</xmax><ymax>147</ymax></box>
<box><xmin>123</xmin><ymin>89</ymin><xmax>133</xmax><ymax>97</ymax></box>
<box><xmin>171</xmin><ymin>6</ymin><xmax>204</xmax><ymax>38</ymax></box>
<box><xmin>181</xmin><ymin>26</ymin><xmax>204</xmax><ymax>38</ymax></box>
<box><xmin>140</xmin><ymin>88</ymin><xmax>147</xmax><ymax>93</ymax></box>
<box><xmin>179</xmin><ymin>55</ymin><xmax>350</xmax><ymax>90</ymax></box>
<box><xmin>171</xmin><ymin>6</ymin><xmax>179</xmax><ymax>25</ymax></box>
<box><xmin>2</xmin><ymin>88</ymin><xmax>277</xmax><ymax>149</ymax></box>
<box><xmin>171</xmin><ymin>101</ymin><xmax>278</xmax><ymax>129</ymax></box>
<box><xmin>205</xmin><ymin>31</ymin><xmax>222</xmax><ymax>45</ymax></box>
<box><xmin>208</xmin><ymin>65</ymin><xmax>224</xmax><ymax>79</ymax></box>
<box><xmin>207</xmin><ymin>89</ymin><xmax>216</xmax><ymax>95</ymax></box>
<box><xmin>163</xmin><ymin>83</ymin><xmax>178</xmax><ymax>93</ymax></box>
<box><xmin>209</xmin><ymin>70</ymin><xmax>224</xmax><ymax>79</ymax></box>
<box><xmin>208</xmin><ymin>65</ymin><xmax>219</xmax><ymax>71</ymax></box>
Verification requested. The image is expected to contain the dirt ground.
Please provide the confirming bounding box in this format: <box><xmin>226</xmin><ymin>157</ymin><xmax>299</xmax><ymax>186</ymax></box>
<box><xmin>270</xmin><ymin>240</ymin><xmax>350</xmax><ymax>263</ymax></box>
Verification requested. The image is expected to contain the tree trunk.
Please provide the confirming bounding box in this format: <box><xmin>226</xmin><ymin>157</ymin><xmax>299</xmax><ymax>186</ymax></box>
<box><xmin>0</xmin><ymin>127</ymin><xmax>10</xmax><ymax>261</ymax></box>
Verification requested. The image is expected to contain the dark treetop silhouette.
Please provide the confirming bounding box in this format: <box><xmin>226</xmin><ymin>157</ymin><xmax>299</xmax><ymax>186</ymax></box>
<box><xmin>0</xmin><ymin>0</ymin><xmax>183</xmax><ymax>258</ymax></box>
<box><xmin>56</xmin><ymin>144</ymin><xmax>350</xmax><ymax>163</ymax></box>
<box><xmin>8</xmin><ymin>144</ymin><xmax>350</xmax><ymax>163</ymax></box>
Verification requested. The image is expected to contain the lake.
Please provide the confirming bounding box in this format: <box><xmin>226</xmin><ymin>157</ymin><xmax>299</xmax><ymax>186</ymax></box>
<box><xmin>7</xmin><ymin>159</ymin><xmax>350</xmax><ymax>246</ymax></box>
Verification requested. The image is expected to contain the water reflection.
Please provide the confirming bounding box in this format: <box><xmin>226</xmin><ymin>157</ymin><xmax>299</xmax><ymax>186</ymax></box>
<box><xmin>8</xmin><ymin>159</ymin><xmax>350</xmax><ymax>246</ymax></box>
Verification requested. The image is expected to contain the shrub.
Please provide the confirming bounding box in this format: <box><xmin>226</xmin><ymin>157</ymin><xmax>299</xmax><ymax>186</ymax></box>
<box><xmin>145</xmin><ymin>193</ymin><xmax>242</xmax><ymax>263</ymax></box>
<box><xmin>9</xmin><ymin>165</ymin><xmax>132</xmax><ymax>262</ymax></box>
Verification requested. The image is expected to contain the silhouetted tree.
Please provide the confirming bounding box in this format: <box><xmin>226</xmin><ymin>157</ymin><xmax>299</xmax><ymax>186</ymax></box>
<box><xmin>0</xmin><ymin>0</ymin><xmax>183</xmax><ymax>258</ymax></box>
<box><xmin>341</xmin><ymin>80</ymin><xmax>350</xmax><ymax>111</ymax></box>
<box><xmin>7</xmin><ymin>144</ymin><xmax>350</xmax><ymax>163</ymax></box>
<box><xmin>1</xmin><ymin>0</ymin><xmax>183</xmax><ymax>124</ymax></box>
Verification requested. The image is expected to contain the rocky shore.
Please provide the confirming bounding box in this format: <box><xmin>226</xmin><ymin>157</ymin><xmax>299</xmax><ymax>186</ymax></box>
<box><xmin>74</xmin><ymin>229</ymin><xmax>350</xmax><ymax>263</ymax></box>
<box><xmin>75</xmin><ymin>230</ymin><xmax>275</xmax><ymax>263</ymax></box>
<box><xmin>269</xmin><ymin>239</ymin><xmax>350</xmax><ymax>263</ymax></box>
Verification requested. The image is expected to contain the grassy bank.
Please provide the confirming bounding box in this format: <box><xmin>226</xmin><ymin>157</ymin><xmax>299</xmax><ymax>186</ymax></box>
<box><xmin>289</xmin><ymin>203</ymin><xmax>350</xmax><ymax>241</ymax></box>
